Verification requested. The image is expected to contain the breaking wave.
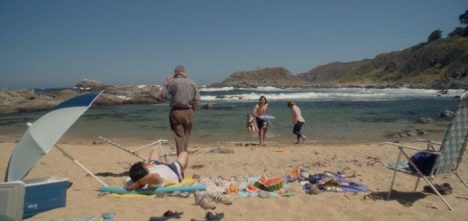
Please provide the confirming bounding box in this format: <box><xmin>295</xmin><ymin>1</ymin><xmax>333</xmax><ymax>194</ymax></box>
<box><xmin>200</xmin><ymin>88</ymin><xmax>465</xmax><ymax>102</ymax></box>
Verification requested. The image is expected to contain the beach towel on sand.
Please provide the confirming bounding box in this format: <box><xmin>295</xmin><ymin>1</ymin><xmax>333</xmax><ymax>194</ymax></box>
<box><xmin>301</xmin><ymin>172</ymin><xmax>368</xmax><ymax>193</ymax></box>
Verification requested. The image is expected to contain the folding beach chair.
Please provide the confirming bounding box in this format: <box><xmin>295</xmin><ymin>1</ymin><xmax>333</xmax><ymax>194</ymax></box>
<box><xmin>385</xmin><ymin>93</ymin><xmax>468</xmax><ymax>211</ymax></box>
<box><xmin>98</xmin><ymin>136</ymin><xmax>171</xmax><ymax>163</ymax></box>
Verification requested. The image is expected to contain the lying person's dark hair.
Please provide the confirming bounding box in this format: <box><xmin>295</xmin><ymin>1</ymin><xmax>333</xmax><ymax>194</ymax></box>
<box><xmin>129</xmin><ymin>162</ymin><xmax>149</xmax><ymax>182</ymax></box>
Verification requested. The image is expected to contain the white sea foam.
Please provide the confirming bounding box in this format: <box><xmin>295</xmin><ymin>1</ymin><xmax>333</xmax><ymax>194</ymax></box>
<box><xmin>117</xmin><ymin>95</ymin><xmax>130</xmax><ymax>100</ymax></box>
<box><xmin>199</xmin><ymin>87</ymin><xmax>235</xmax><ymax>92</ymax></box>
<box><xmin>200</xmin><ymin>86</ymin><xmax>299</xmax><ymax>92</ymax></box>
<box><xmin>238</xmin><ymin>87</ymin><xmax>300</xmax><ymax>91</ymax></box>
<box><xmin>200</xmin><ymin>88</ymin><xmax>465</xmax><ymax>102</ymax></box>
<box><xmin>247</xmin><ymin>86</ymin><xmax>281</xmax><ymax>91</ymax></box>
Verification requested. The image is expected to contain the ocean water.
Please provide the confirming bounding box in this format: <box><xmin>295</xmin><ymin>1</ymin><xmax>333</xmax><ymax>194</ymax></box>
<box><xmin>0</xmin><ymin>87</ymin><xmax>464</xmax><ymax>144</ymax></box>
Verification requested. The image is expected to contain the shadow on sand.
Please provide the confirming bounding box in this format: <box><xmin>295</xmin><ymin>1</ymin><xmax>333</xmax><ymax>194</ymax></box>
<box><xmin>364</xmin><ymin>190</ymin><xmax>427</xmax><ymax>207</ymax></box>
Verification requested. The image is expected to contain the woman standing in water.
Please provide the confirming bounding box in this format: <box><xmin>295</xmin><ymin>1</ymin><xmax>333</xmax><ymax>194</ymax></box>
<box><xmin>252</xmin><ymin>96</ymin><xmax>270</xmax><ymax>145</ymax></box>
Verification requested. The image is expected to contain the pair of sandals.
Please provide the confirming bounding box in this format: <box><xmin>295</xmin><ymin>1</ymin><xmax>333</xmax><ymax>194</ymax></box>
<box><xmin>150</xmin><ymin>211</ymin><xmax>224</xmax><ymax>221</ymax></box>
<box><xmin>194</xmin><ymin>190</ymin><xmax>233</xmax><ymax>210</ymax></box>
<box><xmin>423</xmin><ymin>183</ymin><xmax>453</xmax><ymax>195</ymax></box>
<box><xmin>190</xmin><ymin>212</ymin><xmax>224</xmax><ymax>221</ymax></box>
<box><xmin>149</xmin><ymin>210</ymin><xmax>183</xmax><ymax>221</ymax></box>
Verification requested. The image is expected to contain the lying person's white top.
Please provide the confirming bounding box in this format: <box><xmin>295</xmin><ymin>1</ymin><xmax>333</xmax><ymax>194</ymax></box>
<box><xmin>146</xmin><ymin>163</ymin><xmax>182</xmax><ymax>187</ymax></box>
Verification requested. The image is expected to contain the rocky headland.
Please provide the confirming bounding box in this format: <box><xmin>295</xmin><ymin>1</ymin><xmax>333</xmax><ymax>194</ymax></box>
<box><xmin>212</xmin><ymin>37</ymin><xmax>468</xmax><ymax>89</ymax></box>
<box><xmin>210</xmin><ymin>67</ymin><xmax>307</xmax><ymax>88</ymax></box>
<box><xmin>0</xmin><ymin>79</ymin><xmax>162</xmax><ymax>114</ymax></box>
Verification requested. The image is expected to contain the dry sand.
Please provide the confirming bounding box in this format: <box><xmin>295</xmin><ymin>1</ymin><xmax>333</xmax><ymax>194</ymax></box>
<box><xmin>1</xmin><ymin>138</ymin><xmax>467</xmax><ymax>221</ymax></box>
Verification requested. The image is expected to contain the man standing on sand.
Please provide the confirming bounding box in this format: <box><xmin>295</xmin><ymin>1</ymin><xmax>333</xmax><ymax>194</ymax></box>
<box><xmin>160</xmin><ymin>65</ymin><xmax>200</xmax><ymax>157</ymax></box>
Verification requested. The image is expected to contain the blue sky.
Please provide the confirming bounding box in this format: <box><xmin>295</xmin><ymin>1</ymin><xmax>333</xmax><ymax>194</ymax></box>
<box><xmin>1</xmin><ymin>1</ymin><xmax>467</xmax><ymax>88</ymax></box>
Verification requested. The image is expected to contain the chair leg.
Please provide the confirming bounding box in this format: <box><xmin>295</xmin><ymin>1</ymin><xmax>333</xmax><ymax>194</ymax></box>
<box><xmin>158</xmin><ymin>140</ymin><xmax>169</xmax><ymax>163</ymax></box>
<box><xmin>388</xmin><ymin>151</ymin><xmax>402</xmax><ymax>199</ymax></box>
<box><xmin>401</xmin><ymin>151</ymin><xmax>455</xmax><ymax>211</ymax></box>
<box><xmin>455</xmin><ymin>171</ymin><xmax>468</xmax><ymax>188</ymax></box>
<box><xmin>420</xmin><ymin>176</ymin><xmax>455</xmax><ymax>211</ymax></box>
<box><xmin>414</xmin><ymin>177</ymin><xmax>420</xmax><ymax>192</ymax></box>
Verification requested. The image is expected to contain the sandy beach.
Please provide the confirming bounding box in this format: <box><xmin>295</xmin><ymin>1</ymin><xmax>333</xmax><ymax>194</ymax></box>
<box><xmin>1</xmin><ymin>137</ymin><xmax>467</xmax><ymax>221</ymax></box>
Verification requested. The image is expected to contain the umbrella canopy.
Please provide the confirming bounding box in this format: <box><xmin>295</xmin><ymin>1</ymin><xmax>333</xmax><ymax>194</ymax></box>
<box><xmin>5</xmin><ymin>92</ymin><xmax>102</xmax><ymax>182</ymax></box>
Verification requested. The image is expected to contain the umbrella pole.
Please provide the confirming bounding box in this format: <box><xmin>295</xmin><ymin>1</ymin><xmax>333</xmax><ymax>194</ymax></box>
<box><xmin>56</xmin><ymin>145</ymin><xmax>109</xmax><ymax>187</ymax></box>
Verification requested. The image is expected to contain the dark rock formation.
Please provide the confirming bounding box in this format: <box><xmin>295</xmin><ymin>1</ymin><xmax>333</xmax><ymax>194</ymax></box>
<box><xmin>202</xmin><ymin>104</ymin><xmax>213</xmax><ymax>109</ymax></box>
<box><xmin>95</xmin><ymin>85</ymin><xmax>162</xmax><ymax>105</ymax></box>
<box><xmin>415</xmin><ymin>117</ymin><xmax>434</xmax><ymax>124</ymax></box>
<box><xmin>440</xmin><ymin>110</ymin><xmax>455</xmax><ymax>119</ymax></box>
<box><xmin>387</xmin><ymin>128</ymin><xmax>429</xmax><ymax>138</ymax></box>
<box><xmin>75</xmin><ymin>79</ymin><xmax>106</xmax><ymax>91</ymax></box>
<box><xmin>212</xmin><ymin>67</ymin><xmax>307</xmax><ymax>88</ymax></box>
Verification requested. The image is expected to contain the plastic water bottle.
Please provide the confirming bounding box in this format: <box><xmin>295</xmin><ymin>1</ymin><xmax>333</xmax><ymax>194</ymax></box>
<box><xmin>101</xmin><ymin>212</ymin><xmax>115</xmax><ymax>221</ymax></box>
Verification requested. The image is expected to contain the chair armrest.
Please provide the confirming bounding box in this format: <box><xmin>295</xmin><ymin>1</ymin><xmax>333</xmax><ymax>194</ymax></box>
<box><xmin>414</xmin><ymin>139</ymin><xmax>442</xmax><ymax>146</ymax></box>
<box><xmin>383</xmin><ymin>142</ymin><xmax>441</xmax><ymax>155</ymax></box>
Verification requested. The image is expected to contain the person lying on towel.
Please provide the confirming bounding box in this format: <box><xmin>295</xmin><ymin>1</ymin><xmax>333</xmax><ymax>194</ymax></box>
<box><xmin>126</xmin><ymin>149</ymin><xmax>187</xmax><ymax>189</ymax></box>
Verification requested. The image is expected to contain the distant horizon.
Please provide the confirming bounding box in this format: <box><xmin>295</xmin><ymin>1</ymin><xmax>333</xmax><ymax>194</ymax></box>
<box><xmin>1</xmin><ymin>0</ymin><xmax>467</xmax><ymax>89</ymax></box>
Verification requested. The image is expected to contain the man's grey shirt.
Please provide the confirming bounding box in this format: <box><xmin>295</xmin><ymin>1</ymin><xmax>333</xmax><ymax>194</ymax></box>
<box><xmin>160</xmin><ymin>77</ymin><xmax>200</xmax><ymax>109</ymax></box>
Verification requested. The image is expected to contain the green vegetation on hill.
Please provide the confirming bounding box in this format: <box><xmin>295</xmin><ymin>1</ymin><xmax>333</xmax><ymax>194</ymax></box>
<box><xmin>216</xmin><ymin>10</ymin><xmax>468</xmax><ymax>89</ymax></box>
<box><xmin>297</xmin><ymin>37</ymin><xmax>468</xmax><ymax>88</ymax></box>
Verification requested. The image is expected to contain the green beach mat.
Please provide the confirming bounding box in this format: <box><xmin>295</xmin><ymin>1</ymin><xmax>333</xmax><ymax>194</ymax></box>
<box><xmin>99</xmin><ymin>185</ymin><xmax>206</xmax><ymax>195</ymax></box>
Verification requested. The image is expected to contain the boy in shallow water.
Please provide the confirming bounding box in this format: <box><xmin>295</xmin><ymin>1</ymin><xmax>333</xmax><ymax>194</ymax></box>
<box><xmin>246</xmin><ymin>113</ymin><xmax>259</xmax><ymax>132</ymax></box>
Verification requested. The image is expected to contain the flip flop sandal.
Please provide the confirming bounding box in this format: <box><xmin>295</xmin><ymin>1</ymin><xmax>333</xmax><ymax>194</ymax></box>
<box><xmin>205</xmin><ymin>212</ymin><xmax>224</xmax><ymax>221</ymax></box>
<box><xmin>435</xmin><ymin>184</ymin><xmax>451</xmax><ymax>195</ymax></box>
<box><xmin>206</xmin><ymin>192</ymin><xmax>232</xmax><ymax>205</ymax></box>
<box><xmin>164</xmin><ymin>210</ymin><xmax>183</xmax><ymax>218</ymax></box>
<box><xmin>149</xmin><ymin>210</ymin><xmax>183</xmax><ymax>221</ymax></box>
<box><xmin>423</xmin><ymin>184</ymin><xmax>452</xmax><ymax>195</ymax></box>
<box><xmin>194</xmin><ymin>191</ymin><xmax>216</xmax><ymax>210</ymax></box>
<box><xmin>442</xmin><ymin>183</ymin><xmax>453</xmax><ymax>195</ymax></box>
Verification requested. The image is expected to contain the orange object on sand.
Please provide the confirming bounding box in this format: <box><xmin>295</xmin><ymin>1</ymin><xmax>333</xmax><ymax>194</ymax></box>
<box><xmin>288</xmin><ymin>165</ymin><xmax>301</xmax><ymax>180</ymax></box>
<box><xmin>226</xmin><ymin>184</ymin><xmax>239</xmax><ymax>193</ymax></box>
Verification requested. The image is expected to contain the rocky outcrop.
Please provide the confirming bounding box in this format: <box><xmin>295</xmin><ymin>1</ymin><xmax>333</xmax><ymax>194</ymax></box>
<box><xmin>0</xmin><ymin>89</ymin><xmax>66</xmax><ymax>113</ymax></box>
<box><xmin>415</xmin><ymin>117</ymin><xmax>434</xmax><ymax>124</ymax></box>
<box><xmin>440</xmin><ymin>109</ymin><xmax>455</xmax><ymax>119</ymax></box>
<box><xmin>387</xmin><ymin>128</ymin><xmax>429</xmax><ymax>138</ymax></box>
<box><xmin>202</xmin><ymin>103</ymin><xmax>213</xmax><ymax>109</ymax></box>
<box><xmin>76</xmin><ymin>79</ymin><xmax>106</xmax><ymax>91</ymax></box>
<box><xmin>95</xmin><ymin>85</ymin><xmax>162</xmax><ymax>105</ymax></box>
<box><xmin>0</xmin><ymin>80</ymin><xmax>163</xmax><ymax>113</ymax></box>
<box><xmin>212</xmin><ymin>67</ymin><xmax>307</xmax><ymax>88</ymax></box>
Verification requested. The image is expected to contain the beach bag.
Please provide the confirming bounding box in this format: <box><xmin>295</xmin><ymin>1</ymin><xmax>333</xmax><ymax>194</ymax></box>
<box><xmin>408</xmin><ymin>151</ymin><xmax>437</xmax><ymax>176</ymax></box>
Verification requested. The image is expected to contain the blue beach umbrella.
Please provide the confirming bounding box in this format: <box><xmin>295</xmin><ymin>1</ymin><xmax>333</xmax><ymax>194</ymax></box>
<box><xmin>5</xmin><ymin>92</ymin><xmax>102</xmax><ymax>182</ymax></box>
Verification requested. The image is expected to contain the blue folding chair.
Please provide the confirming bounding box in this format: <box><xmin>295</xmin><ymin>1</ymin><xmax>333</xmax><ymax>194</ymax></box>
<box><xmin>385</xmin><ymin>93</ymin><xmax>468</xmax><ymax>211</ymax></box>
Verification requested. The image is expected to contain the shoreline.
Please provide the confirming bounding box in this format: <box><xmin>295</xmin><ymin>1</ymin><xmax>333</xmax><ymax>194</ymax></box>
<box><xmin>0</xmin><ymin>133</ymin><xmax>421</xmax><ymax>147</ymax></box>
